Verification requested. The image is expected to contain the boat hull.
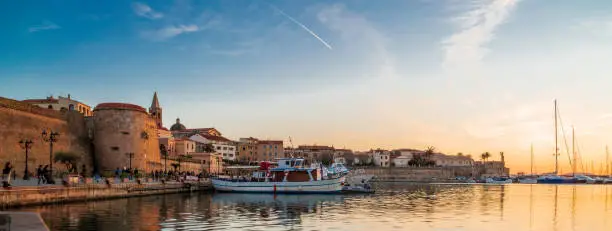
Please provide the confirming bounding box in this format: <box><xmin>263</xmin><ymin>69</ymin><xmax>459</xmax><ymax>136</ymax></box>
<box><xmin>212</xmin><ymin>177</ymin><xmax>346</xmax><ymax>194</ymax></box>
<box><xmin>537</xmin><ymin>178</ymin><xmax>577</xmax><ymax>184</ymax></box>
<box><xmin>485</xmin><ymin>178</ymin><xmax>513</xmax><ymax>184</ymax></box>
<box><xmin>518</xmin><ymin>178</ymin><xmax>538</xmax><ymax>184</ymax></box>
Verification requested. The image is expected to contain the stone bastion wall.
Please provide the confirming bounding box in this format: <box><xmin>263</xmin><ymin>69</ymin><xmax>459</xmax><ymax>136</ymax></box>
<box><xmin>0</xmin><ymin>97</ymin><xmax>92</xmax><ymax>177</ymax></box>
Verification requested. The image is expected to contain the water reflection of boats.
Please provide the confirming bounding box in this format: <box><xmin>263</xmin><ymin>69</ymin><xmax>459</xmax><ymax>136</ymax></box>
<box><xmin>211</xmin><ymin>192</ymin><xmax>346</xmax><ymax>206</ymax></box>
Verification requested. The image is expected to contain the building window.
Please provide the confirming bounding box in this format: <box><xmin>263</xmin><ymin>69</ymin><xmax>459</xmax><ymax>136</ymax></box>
<box><xmin>216</xmin><ymin>146</ymin><xmax>221</xmax><ymax>150</ymax></box>
<box><xmin>47</xmin><ymin>105</ymin><xmax>53</xmax><ymax>109</ymax></box>
<box><xmin>68</xmin><ymin>104</ymin><xmax>74</xmax><ymax>111</ymax></box>
<box><xmin>111</xmin><ymin>146</ymin><xmax>119</xmax><ymax>151</ymax></box>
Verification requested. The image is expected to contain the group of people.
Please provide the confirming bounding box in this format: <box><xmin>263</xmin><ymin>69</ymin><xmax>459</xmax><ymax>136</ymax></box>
<box><xmin>148</xmin><ymin>170</ymin><xmax>208</xmax><ymax>182</ymax></box>
<box><xmin>1</xmin><ymin>162</ymin><xmax>55</xmax><ymax>186</ymax></box>
<box><xmin>35</xmin><ymin>165</ymin><xmax>55</xmax><ymax>184</ymax></box>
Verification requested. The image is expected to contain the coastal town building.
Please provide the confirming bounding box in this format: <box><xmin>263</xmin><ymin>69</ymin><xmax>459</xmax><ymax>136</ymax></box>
<box><xmin>392</xmin><ymin>156</ymin><xmax>412</xmax><ymax>167</ymax></box>
<box><xmin>294</xmin><ymin>145</ymin><xmax>334</xmax><ymax>162</ymax></box>
<box><xmin>474</xmin><ymin>161</ymin><xmax>510</xmax><ymax>177</ymax></box>
<box><xmin>258</xmin><ymin>140</ymin><xmax>284</xmax><ymax>161</ymax></box>
<box><xmin>235</xmin><ymin>137</ymin><xmax>284</xmax><ymax>162</ymax></box>
<box><xmin>23</xmin><ymin>94</ymin><xmax>93</xmax><ymax>116</ymax></box>
<box><xmin>175</xmin><ymin>138</ymin><xmax>196</xmax><ymax>156</ymax></box>
<box><xmin>431</xmin><ymin>153</ymin><xmax>474</xmax><ymax>167</ymax></box>
<box><xmin>353</xmin><ymin>151</ymin><xmax>373</xmax><ymax>165</ymax></box>
<box><xmin>189</xmin><ymin>134</ymin><xmax>236</xmax><ymax>161</ymax></box>
<box><xmin>236</xmin><ymin>137</ymin><xmax>259</xmax><ymax>162</ymax></box>
<box><xmin>373</xmin><ymin>150</ymin><xmax>391</xmax><ymax>167</ymax></box>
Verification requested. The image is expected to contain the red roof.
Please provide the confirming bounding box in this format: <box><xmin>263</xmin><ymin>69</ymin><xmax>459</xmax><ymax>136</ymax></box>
<box><xmin>23</xmin><ymin>98</ymin><xmax>59</xmax><ymax>104</ymax></box>
<box><xmin>200</xmin><ymin>134</ymin><xmax>231</xmax><ymax>142</ymax></box>
<box><xmin>94</xmin><ymin>103</ymin><xmax>147</xmax><ymax>113</ymax></box>
<box><xmin>298</xmin><ymin>145</ymin><xmax>333</xmax><ymax>150</ymax></box>
<box><xmin>259</xmin><ymin>140</ymin><xmax>283</xmax><ymax>145</ymax></box>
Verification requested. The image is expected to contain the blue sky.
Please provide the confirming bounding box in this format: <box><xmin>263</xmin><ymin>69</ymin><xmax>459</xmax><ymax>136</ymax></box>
<box><xmin>2</xmin><ymin>0</ymin><xmax>612</xmax><ymax>173</ymax></box>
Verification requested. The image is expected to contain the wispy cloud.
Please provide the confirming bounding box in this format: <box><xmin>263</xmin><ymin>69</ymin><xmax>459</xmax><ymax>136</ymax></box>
<box><xmin>271</xmin><ymin>5</ymin><xmax>333</xmax><ymax>50</ymax></box>
<box><xmin>143</xmin><ymin>24</ymin><xmax>199</xmax><ymax>41</ymax></box>
<box><xmin>442</xmin><ymin>0</ymin><xmax>520</xmax><ymax>71</ymax></box>
<box><xmin>28</xmin><ymin>21</ymin><xmax>60</xmax><ymax>33</ymax></box>
<box><xmin>318</xmin><ymin>4</ymin><xmax>397</xmax><ymax>79</ymax></box>
<box><xmin>132</xmin><ymin>2</ymin><xmax>164</xmax><ymax>19</ymax></box>
<box><xmin>576</xmin><ymin>16</ymin><xmax>612</xmax><ymax>36</ymax></box>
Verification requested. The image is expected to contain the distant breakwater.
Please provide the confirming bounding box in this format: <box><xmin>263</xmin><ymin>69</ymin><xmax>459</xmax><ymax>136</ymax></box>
<box><xmin>0</xmin><ymin>181</ymin><xmax>212</xmax><ymax>209</ymax></box>
<box><xmin>358</xmin><ymin>167</ymin><xmax>472</xmax><ymax>182</ymax></box>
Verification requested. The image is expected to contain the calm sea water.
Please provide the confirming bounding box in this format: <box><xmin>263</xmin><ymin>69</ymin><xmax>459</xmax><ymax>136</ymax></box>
<box><xmin>15</xmin><ymin>183</ymin><xmax>612</xmax><ymax>231</ymax></box>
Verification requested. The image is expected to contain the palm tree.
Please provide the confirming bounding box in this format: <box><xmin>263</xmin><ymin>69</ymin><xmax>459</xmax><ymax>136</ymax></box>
<box><xmin>499</xmin><ymin>151</ymin><xmax>505</xmax><ymax>162</ymax></box>
<box><xmin>424</xmin><ymin>146</ymin><xmax>435</xmax><ymax>159</ymax></box>
<box><xmin>484</xmin><ymin>152</ymin><xmax>491</xmax><ymax>162</ymax></box>
<box><xmin>457</xmin><ymin>152</ymin><xmax>464</xmax><ymax>156</ymax></box>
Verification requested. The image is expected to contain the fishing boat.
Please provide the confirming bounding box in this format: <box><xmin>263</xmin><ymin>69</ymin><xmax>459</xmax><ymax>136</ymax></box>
<box><xmin>212</xmin><ymin>158</ymin><xmax>346</xmax><ymax>193</ymax></box>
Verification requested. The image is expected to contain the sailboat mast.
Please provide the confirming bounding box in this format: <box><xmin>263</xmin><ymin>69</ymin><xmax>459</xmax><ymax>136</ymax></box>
<box><xmin>531</xmin><ymin>144</ymin><xmax>534</xmax><ymax>175</ymax></box>
<box><xmin>554</xmin><ymin>99</ymin><xmax>559</xmax><ymax>175</ymax></box>
<box><xmin>607</xmin><ymin>145</ymin><xmax>610</xmax><ymax>177</ymax></box>
<box><xmin>572</xmin><ymin>126</ymin><xmax>576</xmax><ymax>176</ymax></box>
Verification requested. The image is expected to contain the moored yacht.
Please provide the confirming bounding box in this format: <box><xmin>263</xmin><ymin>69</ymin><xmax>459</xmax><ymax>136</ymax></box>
<box><xmin>212</xmin><ymin>158</ymin><xmax>346</xmax><ymax>193</ymax></box>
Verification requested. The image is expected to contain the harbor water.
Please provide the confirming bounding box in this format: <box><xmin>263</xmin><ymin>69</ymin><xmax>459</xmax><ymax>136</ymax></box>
<box><xmin>14</xmin><ymin>183</ymin><xmax>612</xmax><ymax>231</ymax></box>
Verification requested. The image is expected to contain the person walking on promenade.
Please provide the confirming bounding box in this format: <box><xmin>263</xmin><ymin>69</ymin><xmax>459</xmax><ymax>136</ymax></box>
<box><xmin>36</xmin><ymin>165</ymin><xmax>43</xmax><ymax>185</ymax></box>
<box><xmin>41</xmin><ymin>165</ymin><xmax>49</xmax><ymax>184</ymax></box>
<box><xmin>2</xmin><ymin>162</ymin><xmax>13</xmax><ymax>187</ymax></box>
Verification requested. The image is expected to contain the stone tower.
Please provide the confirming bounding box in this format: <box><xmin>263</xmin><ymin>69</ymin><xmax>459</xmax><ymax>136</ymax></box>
<box><xmin>149</xmin><ymin>92</ymin><xmax>163</xmax><ymax>128</ymax></box>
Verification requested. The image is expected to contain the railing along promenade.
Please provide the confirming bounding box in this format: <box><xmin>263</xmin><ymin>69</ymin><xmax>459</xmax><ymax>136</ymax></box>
<box><xmin>0</xmin><ymin>178</ymin><xmax>212</xmax><ymax>209</ymax></box>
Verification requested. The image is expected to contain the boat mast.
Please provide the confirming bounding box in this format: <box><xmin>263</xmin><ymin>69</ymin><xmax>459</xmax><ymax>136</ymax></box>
<box><xmin>572</xmin><ymin>126</ymin><xmax>576</xmax><ymax>176</ymax></box>
<box><xmin>607</xmin><ymin>145</ymin><xmax>610</xmax><ymax>177</ymax></box>
<box><xmin>554</xmin><ymin>99</ymin><xmax>559</xmax><ymax>175</ymax></box>
<box><xmin>530</xmin><ymin>143</ymin><xmax>534</xmax><ymax>175</ymax></box>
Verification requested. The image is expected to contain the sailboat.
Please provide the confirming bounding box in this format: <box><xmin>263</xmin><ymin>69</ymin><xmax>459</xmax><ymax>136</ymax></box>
<box><xmin>519</xmin><ymin>144</ymin><xmax>537</xmax><ymax>184</ymax></box>
<box><xmin>537</xmin><ymin>100</ymin><xmax>577</xmax><ymax>184</ymax></box>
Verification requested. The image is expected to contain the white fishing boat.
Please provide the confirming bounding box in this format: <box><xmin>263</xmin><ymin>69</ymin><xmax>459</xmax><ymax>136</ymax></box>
<box><xmin>212</xmin><ymin>158</ymin><xmax>346</xmax><ymax>193</ymax></box>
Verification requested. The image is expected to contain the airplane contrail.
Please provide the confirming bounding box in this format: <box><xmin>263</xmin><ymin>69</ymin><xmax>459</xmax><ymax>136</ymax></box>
<box><xmin>271</xmin><ymin>5</ymin><xmax>333</xmax><ymax>50</ymax></box>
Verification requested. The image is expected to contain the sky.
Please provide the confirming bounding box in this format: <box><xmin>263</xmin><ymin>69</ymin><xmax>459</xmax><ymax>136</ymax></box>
<box><xmin>2</xmin><ymin>0</ymin><xmax>612</xmax><ymax>174</ymax></box>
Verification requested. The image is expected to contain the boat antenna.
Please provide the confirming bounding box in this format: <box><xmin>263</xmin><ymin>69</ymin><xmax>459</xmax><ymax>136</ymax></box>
<box><xmin>288</xmin><ymin>136</ymin><xmax>294</xmax><ymax>158</ymax></box>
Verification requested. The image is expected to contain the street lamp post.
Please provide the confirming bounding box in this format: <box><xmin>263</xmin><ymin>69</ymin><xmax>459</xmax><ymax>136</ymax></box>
<box><xmin>126</xmin><ymin>152</ymin><xmax>134</xmax><ymax>170</ymax></box>
<box><xmin>18</xmin><ymin>139</ymin><xmax>34</xmax><ymax>180</ymax></box>
<box><xmin>41</xmin><ymin>129</ymin><xmax>59</xmax><ymax>182</ymax></box>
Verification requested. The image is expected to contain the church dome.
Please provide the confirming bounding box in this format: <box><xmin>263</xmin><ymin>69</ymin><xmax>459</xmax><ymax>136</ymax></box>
<box><xmin>170</xmin><ymin>118</ymin><xmax>187</xmax><ymax>131</ymax></box>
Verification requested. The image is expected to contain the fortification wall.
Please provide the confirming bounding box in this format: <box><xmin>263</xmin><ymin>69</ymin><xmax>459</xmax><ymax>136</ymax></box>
<box><xmin>0</xmin><ymin>97</ymin><xmax>92</xmax><ymax>177</ymax></box>
<box><xmin>92</xmin><ymin>106</ymin><xmax>160</xmax><ymax>172</ymax></box>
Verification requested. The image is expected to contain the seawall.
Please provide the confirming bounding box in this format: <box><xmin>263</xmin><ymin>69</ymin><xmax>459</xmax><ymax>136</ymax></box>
<box><xmin>360</xmin><ymin>167</ymin><xmax>469</xmax><ymax>182</ymax></box>
<box><xmin>0</xmin><ymin>181</ymin><xmax>211</xmax><ymax>209</ymax></box>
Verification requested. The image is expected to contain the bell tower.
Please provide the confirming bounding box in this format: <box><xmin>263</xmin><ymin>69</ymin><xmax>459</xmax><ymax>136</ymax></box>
<box><xmin>149</xmin><ymin>91</ymin><xmax>163</xmax><ymax>128</ymax></box>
